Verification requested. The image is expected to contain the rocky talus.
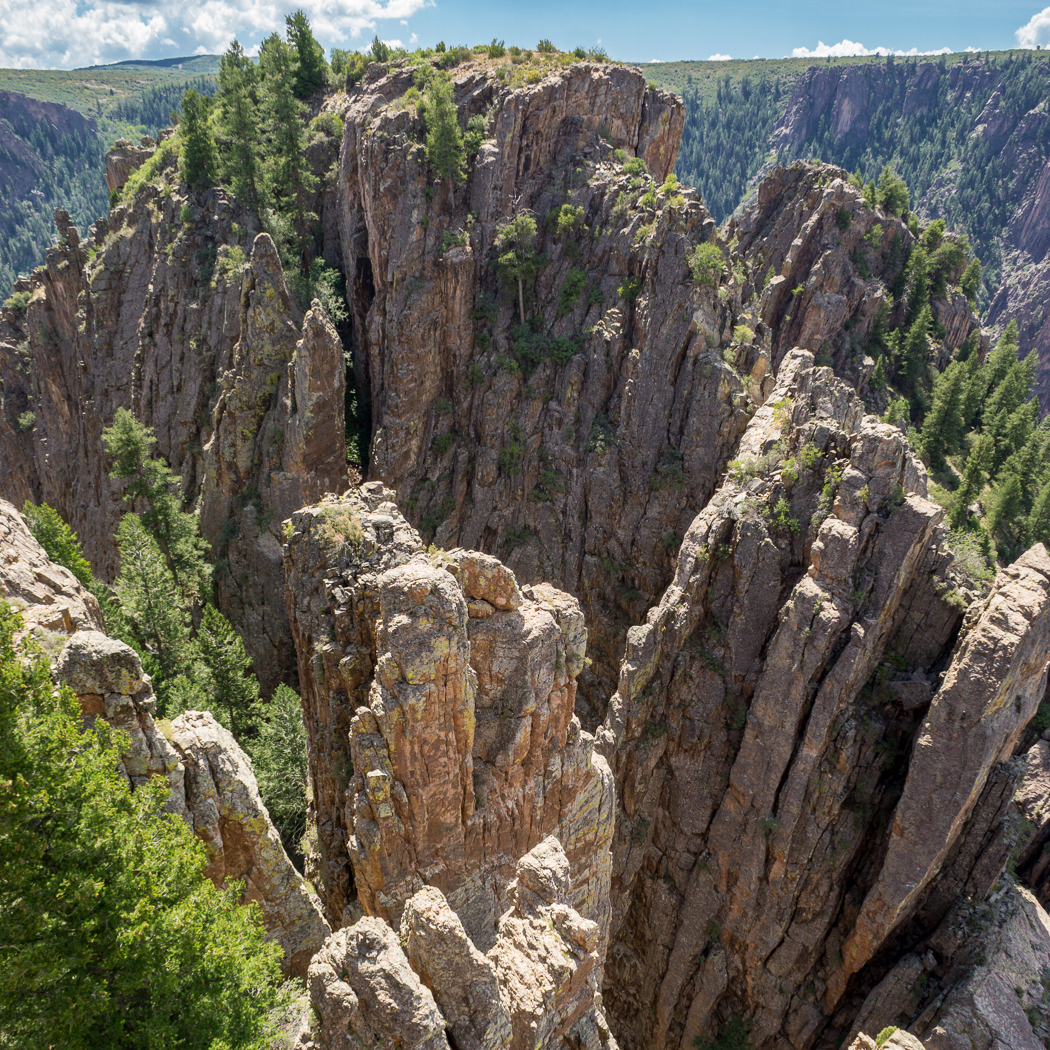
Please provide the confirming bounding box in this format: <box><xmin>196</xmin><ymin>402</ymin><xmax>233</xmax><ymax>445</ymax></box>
<box><xmin>0</xmin><ymin>498</ymin><xmax>328</xmax><ymax>975</ymax></box>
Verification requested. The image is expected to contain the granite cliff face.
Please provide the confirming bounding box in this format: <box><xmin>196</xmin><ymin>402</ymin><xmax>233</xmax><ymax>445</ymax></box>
<box><xmin>3</xmin><ymin>55</ymin><xmax>1050</xmax><ymax>1050</ymax></box>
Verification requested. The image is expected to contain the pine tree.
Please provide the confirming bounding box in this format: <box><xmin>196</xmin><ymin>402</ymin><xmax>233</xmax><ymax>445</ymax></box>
<box><xmin>22</xmin><ymin>501</ymin><xmax>93</xmax><ymax>587</ymax></box>
<box><xmin>195</xmin><ymin>604</ymin><xmax>260</xmax><ymax>737</ymax></box>
<box><xmin>424</xmin><ymin>75</ymin><xmax>465</xmax><ymax>207</ymax></box>
<box><xmin>950</xmin><ymin>433</ymin><xmax>994</xmax><ymax>529</ymax></box>
<box><xmin>495</xmin><ymin>213</ymin><xmax>540</xmax><ymax>324</ymax></box>
<box><xmin>216</xmin><ymin>40</ymin><xmax>265</xmax><ymax>215</ymax></box>
<box><xmin>114</xmin><ymin>514</ymin><xmax>192</xmax><ymax>710</ymax></box>
<box><xmin>919</xmin><ymin>359</ymin><xmax>968</xmax><ymax>470</ymax></box>
<box><xmin>259</xmin><ymin>34</ymin><xmax>317</xmax><ymax>265</ymax></box>
<box><xmin>900</xmin><ymin>303</ymin><xmax>932</xmax><ymax>401</ymax></box>
<box><xmin>248</xmin><ymin>684</ymin><xmax>308</xmax><ymax>859</ymax></box>
<box><xmin>0</xmin><ymin>603</ymin><xmax>283</xmax><ymax>1048</ymax></box>
<box><xmin>102</xmin><ymin>408</ymin><xmax>211</xmax><ymax>601</ymax></box>
<box><xmin>178</xmin><ymin>88</ymin><xmax>218</xmax><ymax>189</ymax></box>
<box><xmin>285</xmin><ymin>10</ymin><xmax>328</xmax><ymax>98</ymax></box>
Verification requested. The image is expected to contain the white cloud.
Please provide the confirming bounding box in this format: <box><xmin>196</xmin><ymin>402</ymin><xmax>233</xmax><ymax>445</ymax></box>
<box><xmin>791</xmin><ymin>38</ymin><xmax>957</xmax><ymax>58</ymax></box>
<box><xmin>1017</xmin><ymin>7</ymin><xmax>1050</xmax><ymax>48</ymax></box>
<box><xmin>708</xmin><ymin>53</ymin><xmax>732</xmax><ymax>61</ymax></box>
<box><xmin>0</xmin><ymin>0</ymin><xmax>431</xmax><ymax>68</ymax></box>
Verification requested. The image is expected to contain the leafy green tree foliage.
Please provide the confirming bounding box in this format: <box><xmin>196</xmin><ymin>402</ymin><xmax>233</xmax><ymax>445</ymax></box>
<box><xmin>495</xmin><ymin>213</ymin><xmax>540</xmax><ymax>323</ymax></box>
<box><xmin>249</xmin><ymin>684</ymin><xmax>309</xmax><ymax>860</ymax></box>
<box><xmin>285</xmin><ymin>9</ymin><xmax>328</xmax><ymax>98</ymax></box>
<box><xmin>676</xmin><ymin>75</ymin><xmax>784</xmax><ymax>222</ymax></box>
<box><xmin>424</xmin><ymin>75</ymin><xmax>465</xmax><ymax>206</ymax></box>
<box><xmin>21</xmin><ymin>500</ymin><xmax>93</xmax><ymax>588</ymax></box>
<box><xmin>689</xmin><ymin>242</ymin><xmax>725</xmax><ymax>286</ymax></box>
<box><xmin>0</xmin><ymin>602</ymin><xmax>283</xmax><ymax>1049</ymax></box>
<box><xmin>216</xmin><ymin>40</ymin><xmax>265</xmax><ymax>216</ymax></box>
<box><xmin>102</xmin><ymin>407</ymin><xmax>211</xmax><ymax>600</ymax></box>
<box><xmin>178</xmin><ymin>87</ymin><xmax>218</xmax><ymax>189</ymax></box>
<box><xmin>369</xmin><ymin>36</ymin><xmax>392</xmax><ymax>63</ymax></box>
<box><xmin>259</xmin><ymin>33</ymin><xmax>318</xmax><ymax>266</ymax></box>
<box><xmin>115</xmin><ymin>514</ymin><xmax>193</xmax><ymax>708</ymax></box>
<box><xmin>876</xmin><ymin>164</ymin><xmax>909</xmax><ymax>216</ymax></box>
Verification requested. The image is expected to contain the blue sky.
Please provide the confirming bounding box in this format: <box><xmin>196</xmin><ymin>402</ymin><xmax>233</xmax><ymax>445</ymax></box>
<box><xmin>0</xmin><ymin>0</ymin><xmax>1048</xmax><ymax>69</ymax></box>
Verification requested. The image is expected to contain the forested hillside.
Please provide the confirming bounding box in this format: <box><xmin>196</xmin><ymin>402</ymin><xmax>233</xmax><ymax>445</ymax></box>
<box><xmin>0</xmin><ymin>59</ymin><xmax>216</xmax><ymax>294</ymax></box>
<box><xmin>649</xmin><ymin>50</ymin><xmax>1050</xmax><ymax>407</ymax></box>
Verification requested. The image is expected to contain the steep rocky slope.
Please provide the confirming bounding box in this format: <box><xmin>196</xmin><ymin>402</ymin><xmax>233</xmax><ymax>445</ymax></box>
<box><xmin>668</xmin><ymin>53</ymin><xmax>1050</xmax><ymax>409</ymax></box>
<box><xmin>0</xmin><ymin>177</ymin><xmax>347</xmax><ymax>690</ymax></box>
<box><xmin>331</xmin><ymin>63</ymin><xmax>974</xmax><ymax>714</ymax></box>
<box><xmin>3</xmin><ymin>53</ymin><xmax>1050</xmax><ymax>1050</ymax></box>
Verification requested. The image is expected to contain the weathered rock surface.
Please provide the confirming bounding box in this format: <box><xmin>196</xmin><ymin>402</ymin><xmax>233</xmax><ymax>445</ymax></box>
<box><xmin>57</xmin><ymin>629</ymin><xmax>187</xmax><ymax>807</ymax></box>
<box><xmin>842</xmin><ymin>878</ymin><xmax>1050</xmax><ymax>1050</ymax></box>
<box><xmin>0</xmin><ymin>497</ymin><xmax>102</xmax><ymax>635</ymax></box>
<box><xmin>308</xmin><ymin>838</ymin><xmax>613</xmax><ymax>1050</ymax></box>
<box><xmin>104</xmin><ymin>137</ymin><xmax>156</xmax><ymax>195</ymax></box>
<box><xmin>590</xmin><ymin>349</ymin><xmax>1050</xmax><ymax>1049</ymax></box>
<box><xmin>284</xmin><ymin>484</ymin><xmax>614</xmax><ymax>949</ymax></box>
<box><xmin>171</xmin><ymin>709</ymin><xmax>331</xmax><ymax>975</ymax></box>
<box><xmin>0</xmin><ymin>151</ymin><xmax>347</xmax><ymax>692</ymax></box>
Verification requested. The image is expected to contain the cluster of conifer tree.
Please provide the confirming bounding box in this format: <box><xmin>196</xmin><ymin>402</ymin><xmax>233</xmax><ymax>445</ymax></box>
<box><xmin>851</xmin><ymin>186</ymin><xmax>1048</xmax><ymax>570</ymax></box>
<box><xmin>675</xmin><ymin>52</ymin><xmax>1050</xmax><ymax>309</ymax></box>
<box><xmin>0</xmin><ymin>118</ymin><xmax>107</xmax><ymax>293</ymax></box>
<box><xmin>24</xmin><ymin>410</ymin><xmax>307</xmax><ymax>863</ymax></box>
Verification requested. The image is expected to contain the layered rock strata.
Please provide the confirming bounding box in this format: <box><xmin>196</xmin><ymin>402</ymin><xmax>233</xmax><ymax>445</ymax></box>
<box><xmin>308</xmin><ymin>838</ymin><xmax>612</xmax><ymax>1050</ymax></box>
<box><xmin>284</xmin><ymin>483</ymin><xmax>614</xmax><ymax>951</ymax></box>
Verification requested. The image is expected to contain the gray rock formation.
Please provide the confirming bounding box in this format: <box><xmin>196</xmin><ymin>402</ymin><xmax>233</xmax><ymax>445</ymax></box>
<box><xmin>171</xmin><ymin>710</ymin><xmax>331</xmax><ymax>976</ymax></box>
<box><xmin>308</xmin><ymin>838</ymin><xmax>613</xmax><ymax>1050</ymax></box>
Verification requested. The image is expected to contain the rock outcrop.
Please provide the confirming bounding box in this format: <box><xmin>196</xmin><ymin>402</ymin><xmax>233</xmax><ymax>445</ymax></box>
<box><xmin>171</xmin><ymin>710</ymin><xmax>331</xmax><ymax>976</ymax></box>
<box><xmin>308</xmin><ymin>838</ymin><xmax>612</xmax><ymax>1050</ymax></box>
<box><xmin>590</xmin><ymin>349</ymin><xmax>1050</xmax><ymax>1049</ymax></box>
<box><xmin>284</xmin><ymin>484</ymin><xmax>614</xmax><ymax>948</ymax></box>
<box><xmin>0</xmin><ymin>497</ymin><xmax>102</xmax><ymax>636</ymax></box>
<box><xmin>0</xmin><ymin>499</ymin><xmax>326</xmax><ymax>975</ymax></box>
<box><xmin>0</xmin><ymin>153</ymin><xmax>348</xmax><ymax>692</ymax></box>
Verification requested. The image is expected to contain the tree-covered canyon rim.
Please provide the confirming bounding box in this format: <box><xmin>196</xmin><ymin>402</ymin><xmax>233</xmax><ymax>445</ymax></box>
<box><xmin>4</xmin><ymin>18</ymin><xmax>1050</xmax><ymax>1050</ymax></box>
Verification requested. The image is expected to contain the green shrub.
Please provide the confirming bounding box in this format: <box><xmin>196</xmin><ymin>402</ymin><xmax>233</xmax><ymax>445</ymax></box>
<box><xmin>487</xmin><ymin>38</ymin><xmax>506</xmax><ymax>58</ymax></box>
<box><xmin>559</xmin><ymin>267</ymin><xmax>588</xmax><ymax>314</ymax></box>
<box><xmin>689</xmin><ymin>242</ymin><xmax>725</xmax><ymax>286</ymax></box>
<box><xmin>432</xmin><ymin>432</ymin><xmax>454</xmax><ymax>455</ymax></box>
<box><xmin>618</xmin><ymin>276</ymin><xmax>642</xmax><ymax>302</ymax></box>
<box><xmin>874</xmin><ymin>1029</ymin><xmax>898</xmax><ymax>1049</ymax></box>
<box><xmin>3</xmin><ymin>290</ymin><xmax>32</xmax><ymax>311</ymax></box>
<box><xmin>732</xmin><ymin>324</ymin><xmax>755</xmax><ymax>343</ymax></box>
<box><xmin>308</xmin><ymin>110</ymin><xmax>344</xmax><ymax>141</ymax></box>
<box><xmin>623</xmin><ymin>156</ymin><xmax>647</xmax><ymax>176</ymax></box>
<box><xmin>550</xmin><ymin>203</ymin><xmax>585</xmax><ymax>237</ymax></box>
<box><xmin>23</xmin><ymin>502</ymin><xmax>93</xmax><ymax>588</ymax></box>
<box><xmin>16</xmin><ymin>411</ymin><xmax>35</xmax><ymax>433</ymax></box>
<box><xmin>537</xmin><ymin>38</ymin><xmax>556</xmax><ymax>53</ymax></box>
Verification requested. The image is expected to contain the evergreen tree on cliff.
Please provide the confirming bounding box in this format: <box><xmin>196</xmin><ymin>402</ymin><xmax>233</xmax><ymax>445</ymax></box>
<box><xmin>0</xmin><ymin>603</ymin><xmax>283</xmax><ymax>1048</ymax></box>
<box><xmin>179</xmin><ymin>88</ymin><xmax>218</xmax><ymax>189</ymax></box>
<box><xmin>285</xmin><ymin>9</ymin><xmax>328</xmax><ymax>98</ymax></box>
<box><xmin>216</xmin><ymin>40</ymin><xmax>265</xmax><ymax>215</ymax></box>
<box><xmin>259</xmin><ymin>33</ymin><xmax>317</xmax><ymax>265</ymax></box>
<box><xmin>424</xmin><ymin>76</ymin><xmax>465</xmax><ymax>207</ymax></box>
